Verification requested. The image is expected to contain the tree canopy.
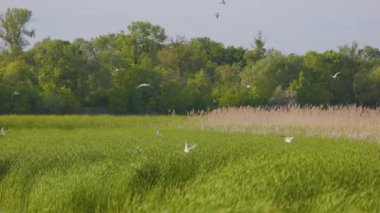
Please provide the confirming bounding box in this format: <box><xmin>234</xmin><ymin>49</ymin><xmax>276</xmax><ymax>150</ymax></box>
<box><xmin>0</xmin><ymin>8</ymin><xmax>35</xmax><ymax>57</ymax></box>
<box><xmin>1</xmin><ymin>8</ymin><xmax>380</xmax><ymax>114</ymax></box>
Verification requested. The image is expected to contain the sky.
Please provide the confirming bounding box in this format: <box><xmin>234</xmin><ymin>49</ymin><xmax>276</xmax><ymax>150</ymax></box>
<box><xmin>2</xmin><ymin>0</ymin><xmax>380</xmax><ymax>54</ymax></box>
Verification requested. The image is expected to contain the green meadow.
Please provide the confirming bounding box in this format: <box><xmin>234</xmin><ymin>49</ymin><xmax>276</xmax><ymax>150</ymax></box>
<box><xmin>1</xmin><ymin>115</ymin><xmax>380</xmax><ymax>212</ymax></box>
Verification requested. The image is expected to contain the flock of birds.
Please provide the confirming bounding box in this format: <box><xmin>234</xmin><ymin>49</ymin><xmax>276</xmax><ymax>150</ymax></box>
<box><xmin>215</xmin><ymin>0</ymin><xmax>226</xmax><ymax>19</ymax></box>
<box><xmin>155</xmin><ymin>129</ymin><xmax>198</xmax><ymax>153</ymax></box>
<box><xmin>3</xmin><ymin>72</ymin><xmax>342</xmax><ymax>101</ymax></box>
<box><xmin>136</xmin><ymin>72</ymin><xmax>341</xmax><ymax>93</ymax></box>
<box><xmin>1</xmin><ymin>72</ymin><xmax>341</xmax><ymax>152</ymax></box>
<box><xmin>0</xmin><ymin>125</ymin><xmax>292</xmax><ymax>154</ymax></box>
<box><xmin>156</xmin><ymin>129</ymin><xmax>295</xmax><ymax>154</ymax></box>
<box><xmin>244</xmin><ymin>72</ymin><xmax>342</xmax><ymax>90</ymax></box>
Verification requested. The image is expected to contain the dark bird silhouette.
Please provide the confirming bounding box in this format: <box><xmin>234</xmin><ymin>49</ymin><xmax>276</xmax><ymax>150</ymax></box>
<box><xmin>215</xmin><ymin>12</ymin><xmax>221</xmax><ymax>19</ymax></box>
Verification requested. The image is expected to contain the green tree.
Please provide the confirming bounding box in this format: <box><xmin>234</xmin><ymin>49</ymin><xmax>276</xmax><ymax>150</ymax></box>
<box><xmin>353</xmin><ymin>66</ymin><xmax>380</xmax><ymax>106</ymax></box>
<box><xmin>0</xmin><ymin>8</ymin><xmax>35</xmax><ymax>56</ymax></box>
<box><xmin>212</xmin><ymin>65</ymin><xmax>245</xmax><ymax>107</ymax></box>
<box><xmin>303</xmin><ymin>51</ymin><xmax>355</xmax><ymax>105</ymax></box>
<box><xmin>90</xmin><ymin>33</ymin><xmax>127</xmax><ymax>108</ymax></box>
<box><xmin>360</xmin><ymin>46</ymin><xmax>380</xmax><ymax>62</ymax></box>
<box><xmin>244</xmin><ymin>31</ymin><xmax>266</xmax><ymax>64</ymax></box>
<box><xmin>223</xmin><ymin>45</ymin><xmax>246</xmax><ymax>67</ymax></box>
<box><xmin>289</xmin><ymin>51</ymin><xmax>339</xmax><ymax>106</ymax></box>
<box><xmin>0</xmin><ymin>53</ymin><xmax>40</xmax><ymax>113</ymax></box>
<box><xmin>290</xmin><ymin>71</ymin><xmax>332</xmax><ymax>106</ymax></box>
<box><xmin>28</xmin><ymin>38</ymin><xmax>82</xmax><ymax>113</ymax></box>
<box><xmin>66</xmin><ymin>38</ymin><xmax>100</xmax><ymax>107</ymax></box>
<box><xmin>127</xmin><ymin>21</ymin><xmax>167</xmax><ymax>61</ymax></box>
<box><xmin>242</xmin><ymin>51</ymin><xmax>288</xmax><ymax>101</ymax></box>
<box><xmin>186</xmin><ymin>69</ymin><xmax>212</xmax><ymax>110</ymax></box>
<box><xmin>157</xmin><ymin>79</ymin><xmax>188</xmax><ymax>113</ymax></box>
<box><xmin>157</xmin><ymin>39</ymin><xmax>196</xmax><ymax>85</ymax></box>
<box><xmin>29</xmin><ymin>38</ymin><xmax>70</xmax><ymax>90</ymax></box>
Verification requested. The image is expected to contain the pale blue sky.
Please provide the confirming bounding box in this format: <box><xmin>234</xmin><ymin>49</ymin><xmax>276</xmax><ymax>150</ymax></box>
<box><xmin>2</xmin><ymin>0</ymin><xmax>380</xmax><ymax>54</ymax></box>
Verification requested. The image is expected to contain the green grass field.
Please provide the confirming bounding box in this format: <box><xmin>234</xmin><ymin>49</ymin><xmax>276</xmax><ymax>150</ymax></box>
<box><xmin>1</xmin><ymin>115</ymin><xmax>380</xmax><ymax>212</ymax></box>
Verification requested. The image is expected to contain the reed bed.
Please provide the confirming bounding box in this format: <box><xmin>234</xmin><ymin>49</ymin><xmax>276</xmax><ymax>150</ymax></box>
<box><xmin>198</xmin><ymin>105</ymin><xmax>380</xmax><ymax>141</ymax></box>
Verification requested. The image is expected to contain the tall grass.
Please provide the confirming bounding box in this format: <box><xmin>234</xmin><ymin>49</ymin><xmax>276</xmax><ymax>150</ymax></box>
<box><xmin>199</xmin><ymin>105</ymin><xmax>380</xmax><ymax>141</ymax></box>
<box><xmin>1</xmin><ymin>115</ymin><xmax>380</xmax><ymax>211</ymax></box>
<box><xmin>0</xmin><ymin>115</ymin><xmax>190</xmax><ymax>130</ymax></box>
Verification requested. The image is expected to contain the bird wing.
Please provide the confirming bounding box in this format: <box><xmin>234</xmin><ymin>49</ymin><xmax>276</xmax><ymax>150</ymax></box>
<box><xmin>284</xmin><ymin>137</ymin><xmax>293</xmax><ymax>142</ymax></box>
<box><xmin>333</xmin><ymin>72</ymin><xmax>341</xmax><ymax>78</ymax></box>
<box><xmin>1</xmin><ymin>128</ymin><xmax>7</xmax><ymax>136</ymax></box>
<box><xmin>136</xmin><ymin>83</ymin><xmax>151</xmax><ymax>89</ymax></box>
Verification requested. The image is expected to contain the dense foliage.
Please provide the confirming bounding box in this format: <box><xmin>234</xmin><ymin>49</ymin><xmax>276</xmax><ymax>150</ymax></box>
<box><xmin>1</xmin><ymin>8</ymin><xmax>380</xmax><ymax>114</ymax></box>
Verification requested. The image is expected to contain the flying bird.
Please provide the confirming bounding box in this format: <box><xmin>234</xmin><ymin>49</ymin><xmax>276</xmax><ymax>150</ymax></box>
<box><xmin>220</xmin><ymin>0</ymin><xmax>226</xmax><ymax>5</ymax></box>
<box><xmin>1</xmin><ymin>127</ymin><xmax>7</xmax><ymax>137</ymax></box>
<box><xmin>136</xmin><ymin>83</ymin><xmax>152</xmax><ymax>89</ymax></box>
<box><xmin>215</xmin><ymin>12</ymin><xmax>221</xmax><ymax>19</ymax></box>
<box><xmin>284</xmin><ymin>136</ymin><xmax>294</xmax><ymax>143</ymax></box>
<box><xmin>332</xmin><ymin>72</ymin><xmax>341</xmax><ymax>79</ymax></box>
<box><xmin>184</xmin><ymin>141</ymin><xmax>197</xmax><ymax>153</ymax></box>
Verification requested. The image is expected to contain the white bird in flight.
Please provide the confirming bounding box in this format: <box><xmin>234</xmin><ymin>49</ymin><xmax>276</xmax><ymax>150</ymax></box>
<box><xmin>136</xmin><ymin>83</ymin><xmax>152</xmax><ymax>89</ymax></box>
<box><xmin>284</xmin><ymin>136</ymin><xmax>294</xmax><ymax>143</ymax></box>
<box><xmin>332</xmin><ymin>72</ymin><xmax>341</xmax><ymax>79</ymax></box>
<box><xmin>184</xmin><ymin>141</ymin><xmax>197</xmax><ymax>153</ymax></box>
<box><xmin>1</xmin><ymin>127</ymin><xmax>7</xmax><ymax>137</ymax></box>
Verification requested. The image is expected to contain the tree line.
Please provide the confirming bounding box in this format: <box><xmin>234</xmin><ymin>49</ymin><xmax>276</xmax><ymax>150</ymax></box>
<box><xmin>1</xmin><ymin>8</ymin><xmax>380</xmax><ymax>114</ymax></box>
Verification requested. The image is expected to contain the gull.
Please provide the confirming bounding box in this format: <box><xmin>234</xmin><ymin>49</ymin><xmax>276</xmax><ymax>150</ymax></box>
<box><xmin>1</xmin><ymin>127</ymin><xmax>7</xmax><ymax>137</ymax></box>
<box><xmin>215</xmin><ymin>12</ymin><xmax>221</xmax><ymax>19</ymax></box>
<box><xmin>220</xmin><ymin>0</ymin><xmax>226</xmax><ymax>5</ymax></box>
<box><xmin>332</xmin><ymin>72</ymin><xmax>341</xmax><ymax>79</ymax></box>
<box><xmin>284</xmin><ymin>136</ymin><xmax>294</xmax><ymax>143</ymax></box>
<box><xmin>184</xmin><ymin>141</ymin><xmax>197</xmax><ymax>153</ymax></box>
<box><xmin>136</xmin><ymin>83</ymin><xmax>152</xmax><ymax>89</ymax></box>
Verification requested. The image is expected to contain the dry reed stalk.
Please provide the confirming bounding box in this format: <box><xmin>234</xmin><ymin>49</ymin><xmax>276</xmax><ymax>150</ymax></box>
<box><xmin>195</xmin><ymin>105</ymin><xmax>380</xmax><ymax>141</ymax></box>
